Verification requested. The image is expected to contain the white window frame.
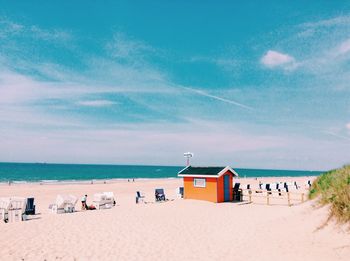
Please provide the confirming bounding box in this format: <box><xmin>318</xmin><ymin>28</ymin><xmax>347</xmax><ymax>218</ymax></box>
<box><xmin>193</xmin><ymin>178</ymin><xmax>206</xmax><ymax>188</ymax></box>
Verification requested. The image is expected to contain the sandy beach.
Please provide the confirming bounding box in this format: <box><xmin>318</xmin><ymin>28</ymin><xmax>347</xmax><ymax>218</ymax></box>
<box><xmin>0</xmin><ymin>177</ymin><xmax>349</xmax><ymax>261</ymax></box>
<box><xmin>2</xmin><ymin>1</ymin><xmax>350</xmax><ymax>260</ymax></box>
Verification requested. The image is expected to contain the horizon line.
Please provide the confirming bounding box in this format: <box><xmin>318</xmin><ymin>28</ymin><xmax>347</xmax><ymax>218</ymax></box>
<box><xmin>0</xmin><ymin>161</ymin><xmax>327</xmax><ymax>172</ymax></box>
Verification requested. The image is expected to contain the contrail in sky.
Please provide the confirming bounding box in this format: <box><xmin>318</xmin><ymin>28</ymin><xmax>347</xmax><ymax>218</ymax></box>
<box><xmin>183</xmin><ymin>87</ymin><xmax>254</xmax><ymax>111</ymax></box>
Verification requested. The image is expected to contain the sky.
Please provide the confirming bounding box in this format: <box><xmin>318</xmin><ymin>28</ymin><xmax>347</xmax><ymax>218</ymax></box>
<box><xmin>0</xmin><ymin>1</ymin><xmax>349</xmax><ymax>170</ymax></box>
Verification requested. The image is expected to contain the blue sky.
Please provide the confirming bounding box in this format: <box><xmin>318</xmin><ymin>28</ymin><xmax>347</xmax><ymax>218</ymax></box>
<box><xmin>0</xmin><ymin>1</ymin><xmax>349</xmax><ymax>170</ymax></box>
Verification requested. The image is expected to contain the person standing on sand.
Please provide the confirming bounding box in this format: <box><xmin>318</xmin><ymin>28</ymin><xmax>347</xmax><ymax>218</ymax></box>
<box><xmin>81</xmin><ymin>194</ymin><xmax>87</xmax><ymax>210</ymax></box>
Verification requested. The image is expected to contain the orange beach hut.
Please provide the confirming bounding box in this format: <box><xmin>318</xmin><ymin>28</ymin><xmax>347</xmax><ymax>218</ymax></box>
<box><xmin>178</xmin><ymin>166</ymin><xmax>238</xmax><ymax>203</ymax></box>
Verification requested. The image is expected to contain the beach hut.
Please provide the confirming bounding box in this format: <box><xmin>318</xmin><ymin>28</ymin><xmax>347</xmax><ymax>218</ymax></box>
<box><xmin>178</xmin><ymin>166</ymin><xmax>238</xmax><ymax>203</ymax></box>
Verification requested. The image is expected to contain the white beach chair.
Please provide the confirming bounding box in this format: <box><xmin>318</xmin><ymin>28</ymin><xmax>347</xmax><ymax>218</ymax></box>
<box><xmin>8</xmin><ymin>197</ymin><xmax>27</xmax><ymax>222</ymax></box>
<box><xmin>92</xmin><ymin>192</ymin><xmax>115</xmax><ymax>210</ymax></box>
<box><xmin>270</xmin><ymin>183</ymin><xmax>278</xmax><ymax>190</ymax></box>
<box><xmin>268</xmin><ymin>183</ymin><xmax>277</xmax><ymax>196</ymax></box>
<box><xmin>103</xmin><ymin>192</ymin><xmax>115</xmax><ymax>203</ymax></box>
<box><xmin>51</xmin><ymin>194</ymin><xmax>77</xmax><ymax>214</ymax></box>
<box><xmin>0</xmin><ymin>197</ymin><xmax>10</xmax><ymax>222</ymax></box>
<box><xmin>93</xmin><ymin>193</ymin><xmax>107</xmax><ymax>210</ymax></box>
<box><xmin>250</xmin><ymin>183</ymin><xmax>260</xmax><ymax>193</ymax></box>
<box><xmin>176</xmin><ymin>187</ymin><xmax>184</xmax><ymax>199</ymax></box>
<box><xmin>279</xmin><ymin>182</ymin><xmax>288</xmax><ymax>192</ymax></box>
<box><xmin>0</xmin><ymin>208</ymin><xmax>5</xmax><ymax>222</ymax></box>
<box><xmin>287</xmin><ymin>183</ymin><xmax>296</xmax><ymax>192</ymax></box>
<box><xmin>0</xmin><ymin>197</ymin><xmax>27</xmax><ymax>222</ymax></box>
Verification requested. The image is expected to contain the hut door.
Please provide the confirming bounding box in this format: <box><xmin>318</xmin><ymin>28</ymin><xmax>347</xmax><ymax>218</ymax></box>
<box><xmin>223</xmin><ymin>175</ymin><xmax>230</xmax><ymax>201</ymax></box>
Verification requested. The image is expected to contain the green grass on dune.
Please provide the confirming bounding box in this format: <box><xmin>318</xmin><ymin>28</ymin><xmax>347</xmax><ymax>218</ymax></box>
<box><xmin>309</xmin><ymin>165</ymin><xmax>350</xmax><ymax>223</ymax></box>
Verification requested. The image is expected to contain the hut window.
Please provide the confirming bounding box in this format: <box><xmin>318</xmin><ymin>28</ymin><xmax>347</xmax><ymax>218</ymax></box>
<box><xmin>194</xmin><ymin>178</ymin><xmax>206</xmax><ymax>188</ymax></box>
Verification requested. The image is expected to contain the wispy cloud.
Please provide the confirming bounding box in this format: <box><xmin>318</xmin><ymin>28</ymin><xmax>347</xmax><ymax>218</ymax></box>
<box><xmin>187</xmin><ymin>55</ymin><xmax>239</xmax><ymax>73</ymax></box>
<box><xmin>0</xmin><ymin>17</ymin><xmax>72</xmax><ymax>42</ymax></box>
<box><xmin>0</xmin><ymin>19</ymin><xmax>23</xmax><ymax>38</ymax></box>
<box><xmin>332</xmin><ymin>38</ymin><xmax>350</xmax><ymax>56</ymax></box>
<box><xmin>262</xmin><ymin>14</ymin><xmax>350</xmax><ymax>82</ymax></box>
<box><xmin>29</xmin><ymin>25</ymin><xmax>72</xmax><ymax>42</ymax></box>
<box><xmin>297</xmin><ymin>15</ymin><xmax>350</xmax><ymax>39</ymax></box>
<box><xmin>182</xmin><ymin>87</ymin><xmax>254</xmax><ymax>111</ymax></box>
<box><xmin>76</xmin><ymin>100</ymin><xmax>118</xmax><ymax>107</ymax></box>
<box><xmin>302</xmin><ymin>15</ymin><xmax>350</xmax><ymax>30</ymax></box>
<box><xmin>106</xmin><ymin>32</ymin><xmax>155</xmax><ymax>62</ymax></box>
<box><xmin>322</xmin><ymin>130</ymin><xmax>350</xmax><ymax>142</ymax></box>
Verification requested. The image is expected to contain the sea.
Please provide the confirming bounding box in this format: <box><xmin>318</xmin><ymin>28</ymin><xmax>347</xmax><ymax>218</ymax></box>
<box><xmin>0</xmin><ymin>162</ymin><xmax>323</xmax><ymax>184</ymax></box>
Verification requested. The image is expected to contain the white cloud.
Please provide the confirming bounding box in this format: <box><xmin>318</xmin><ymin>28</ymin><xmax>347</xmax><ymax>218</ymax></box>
<box><xmin>334</xmin><ymin>39</ymin><xmax>350</xmax><ymax>56</ymax></box>
<box><xmin>261</xmin><ymin>50</ymin><xmax>296</xmax><ymax>69</ymax></box>
<box><xmin>76</xmin><ymin>100</ymin><xmax>117</xmax><ymax>107</ymax></box>
<box><xmin>346</xmin><ymin>123</ymin><xmax>350</xmax><ymax>131</ymax></box>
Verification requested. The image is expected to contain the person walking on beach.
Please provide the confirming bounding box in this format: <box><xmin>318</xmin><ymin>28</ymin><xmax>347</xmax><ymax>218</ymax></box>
<box><xmin>81</xmin><ymin>194</ymin><xmax>88</xmax><ymax>210</ymax></box>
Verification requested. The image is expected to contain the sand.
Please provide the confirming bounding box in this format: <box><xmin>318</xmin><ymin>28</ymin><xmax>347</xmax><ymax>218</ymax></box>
<box><xmin>0</xmin><ymin>177</ymin><xmax>349</xmax><ymax>261</ymax></box>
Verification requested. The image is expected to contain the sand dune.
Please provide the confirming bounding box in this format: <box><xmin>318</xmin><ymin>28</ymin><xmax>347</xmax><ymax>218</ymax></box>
<box><xmin>0</xmin><ymin>177</ymin><xmax>349</xmax><ymax>261</ymax></box>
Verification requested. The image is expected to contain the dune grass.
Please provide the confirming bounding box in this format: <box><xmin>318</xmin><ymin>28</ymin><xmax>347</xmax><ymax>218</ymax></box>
<box><xmin>309</xmin><ymin>165</ymin><xmax>350</xmax><ymax>223</ymax></box>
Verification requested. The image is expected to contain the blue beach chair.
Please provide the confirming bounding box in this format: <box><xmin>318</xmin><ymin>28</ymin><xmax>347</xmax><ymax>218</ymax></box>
<box><xmin>25</xmin><ymin>198</ymin><xmax>35</xmax><ymax>215</ymax></box>
<box><xmin>155</xmin><ymin>189</ymin><xmax>166</xmax><ymax>202</ymax></box>
<box><xmin>136</xmin><ymin>191</ymin><xmax>145</xmax><ymax>204</ymax></box>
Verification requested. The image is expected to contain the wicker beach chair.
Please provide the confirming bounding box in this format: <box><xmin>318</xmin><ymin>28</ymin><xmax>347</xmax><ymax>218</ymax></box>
<box><xmin>176</xmin><ymin>187</ymin><xmax>184</xmax><ymax>199</ymax></box>
<box><xmin>233</xmin><ymin>183</ymin><xmax>242</xmax><ymax>201</ymax></box>
<box><xmin>136</xmin><ymin>191</ymin><xmax>145</xmax><ymax>203</ymax></box>
<box><xmin>1</xmin><ymin>197</ymin><xmax>27</xmax><ymax>222</ymax></box>
<box><xmin>51</xmin><ymin>194</ymin><xmax>77</xmax><ymax>214</ymax></box>
<box><xmin>155</xmin><ymin>188</ymin><xmax>166</xmax><ymax>201</ymax></box>
<box><xmin>25</xmin><ymin>197</ymin><xmax>36</xmax><ymax>215</ymax></box>
<box><xmin>92</xmin><ymin>192</ymin><xmax>115</xmax><ymax>209</ymax></box>
<box><xmin>0</xmin><ymin>197</ymin><xmax>10</xmax><ymax>222</ymax></box>
<box><xmin>8</xmin><ymin>197</ymin><xmax>27</xmax><ymax>222</ymax></box>
<box><xmin>103</xmin><ymin>192</ymin><xmax>115</xmax><ymax>203</ymax></box>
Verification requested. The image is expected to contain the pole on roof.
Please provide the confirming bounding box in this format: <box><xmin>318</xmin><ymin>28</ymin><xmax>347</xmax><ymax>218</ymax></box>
<box><xmin>183</xmin><ymin>152</ymin><xmax>194</xmax><ymax>166</ymax></box>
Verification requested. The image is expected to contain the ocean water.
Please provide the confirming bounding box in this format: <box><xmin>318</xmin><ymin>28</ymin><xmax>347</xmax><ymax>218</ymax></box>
<box><xmin>0</xmin><ymin>162</ymin><xmax>323</xmax><ymax>183</ymax></box>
